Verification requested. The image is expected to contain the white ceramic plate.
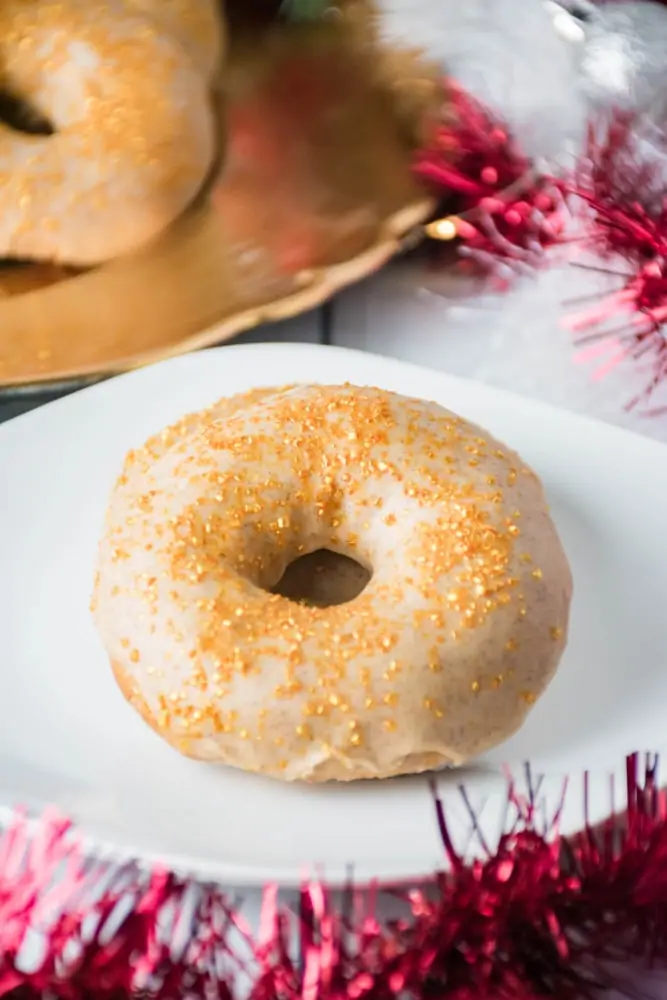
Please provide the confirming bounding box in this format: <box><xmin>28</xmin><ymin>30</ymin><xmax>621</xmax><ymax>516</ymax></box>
<box><xmin>0</xmin><ymin>342</ymin><xmax>665</xmax><ymax>887</ymax></box>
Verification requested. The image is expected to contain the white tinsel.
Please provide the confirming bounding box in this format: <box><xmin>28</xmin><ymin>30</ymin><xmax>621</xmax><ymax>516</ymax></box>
<box><xmin>331</xmin><ymin>0</ymin><xmax>667</xmax><ymax>439</ymax></box>
<box><xmin>374</xmin><ymin>0</ymin><xmax>584</xmax><ymax>159</ymax></box>
<box><xmin>332</xmin><ymin>252</ymin><xmax>667</xmax><ymax>442</ymax></box>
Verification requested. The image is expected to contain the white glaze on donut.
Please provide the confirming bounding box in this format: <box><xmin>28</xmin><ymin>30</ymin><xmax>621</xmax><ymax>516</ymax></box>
<box><xmin>0</xmin><ymin>0</ymin><xmax>223</xmax><ymax>264</ymax></box>
<box><xmin>92</xmin><ymin>384</ymin><xmax>572</xmax><ymax>782</ymax></box>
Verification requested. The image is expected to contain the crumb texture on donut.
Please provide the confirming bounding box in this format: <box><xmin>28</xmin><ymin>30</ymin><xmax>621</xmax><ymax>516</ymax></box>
<box><xmin>0</xmin><ymin>0</ymin><xmax>224</xmax><ymax>264</ymax></box>
<box><xmin>92</xmin><ymin>383</ymin><xmax>573</xmax><ymax>783</ymax></box>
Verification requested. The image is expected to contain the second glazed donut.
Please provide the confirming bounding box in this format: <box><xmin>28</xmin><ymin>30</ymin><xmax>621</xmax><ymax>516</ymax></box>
<box><xmin>0</xmin><ymin>0</ymin><xmax>224</xmax><ymax>264</ymax></box>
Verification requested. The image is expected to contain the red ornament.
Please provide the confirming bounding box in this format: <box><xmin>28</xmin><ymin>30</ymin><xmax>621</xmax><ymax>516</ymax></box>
<box><xmin>565</xmin><ymin>113</ymin><xmax>667</xmax><ymax>412</ymax></box>
<box><xmin>414</xmin><ymin>85</ymin><xmax>567</xmax><ymax>285</ymax></box>
<box><xmin>0</xmin><ymin>757</ymin><xmax>665</xmax><ymax>1000</ymax></box>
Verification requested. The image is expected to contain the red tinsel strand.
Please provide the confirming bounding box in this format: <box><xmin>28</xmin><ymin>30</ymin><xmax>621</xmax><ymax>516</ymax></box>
<box><xmin>1</xmin><ymin>757</ymin><xmax>667</xmax><ymax>1000</ymax></box>
<box><xmin>565</xmin><ymin>112</ymin><xmax>667</xmax><ymax>410</ymax></box>
<box><xmin>572</xmin><ymin>114</ymin><xmax>667</xmax><ymax>260</ymax></box>
<box><xmin>414</xmin><ymin>84</ymin><xmax>567</xmax><ymax>280</ymax></box>
<box><xmin>0</xmin><ymin>812</ymin><xmax>243</xmax><ymax>999</ymax></box>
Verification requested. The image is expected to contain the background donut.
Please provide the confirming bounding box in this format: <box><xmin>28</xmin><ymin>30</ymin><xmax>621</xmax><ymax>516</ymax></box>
<box><xmin>0</xmin><ymin>0</ymin><xmax>224</xmax><ymax>264</ymax></box>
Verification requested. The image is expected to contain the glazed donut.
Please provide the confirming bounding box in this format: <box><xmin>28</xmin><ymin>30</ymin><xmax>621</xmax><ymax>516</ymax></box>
<box><xmin>0</xmin><ymin>0</ymin><xmax>224</xmax><ymax>265</ymax></box>
<box><xmin>92</xmin><ymin>384</ymin><xmax>572</xmax><ymax>782</ymax></box>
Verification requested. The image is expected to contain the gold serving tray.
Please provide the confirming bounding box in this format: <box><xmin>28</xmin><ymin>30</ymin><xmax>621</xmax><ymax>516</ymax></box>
<box><xmin>0</xmin><ymin>17</ymin><xmax>436</xmax><ymax>392</ymax></box>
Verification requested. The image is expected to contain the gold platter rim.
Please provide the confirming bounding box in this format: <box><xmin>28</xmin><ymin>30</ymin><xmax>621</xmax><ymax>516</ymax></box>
<box><xmin>0</xmin><ymin>197</ymin><xmax>433</xmax><ymax>396</ymax></box>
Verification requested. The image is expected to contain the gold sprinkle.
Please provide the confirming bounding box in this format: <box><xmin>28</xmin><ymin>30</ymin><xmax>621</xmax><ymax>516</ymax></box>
<box><xmin>424</xmin><ymin>697</ymin><xmax>444</xmax><ymax>718</ymax></box>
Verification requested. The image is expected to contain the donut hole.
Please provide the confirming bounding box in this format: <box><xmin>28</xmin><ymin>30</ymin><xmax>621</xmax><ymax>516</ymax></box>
<box><xmin>0</xmin><ymin>90</ymin><xmax>53</xmax><ymax>136</ymax></box>
<box><xmin>270</xmin><ymin>549</ymin><xmax>371</xmax><ymax>608</ymax></box>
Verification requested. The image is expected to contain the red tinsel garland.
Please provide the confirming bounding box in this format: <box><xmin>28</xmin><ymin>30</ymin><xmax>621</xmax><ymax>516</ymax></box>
<box><xmin>415</xmin><ymin>81</ymin><xmax>667</xmax><ymax>410</ymax></box>
<box><xmin>0</xmin><ymin>755</ymin><xmax>666</xmax><ymax>1000</ymax></box>
<box><xmin>414</xmin><ymin>86</ymin><xmax>567</xmax><ymax>285</ymax></box>
<box><xmin>564</xmin><ymin>113</ymin><xmax>667</xmax><ymax>412</ymax></box>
